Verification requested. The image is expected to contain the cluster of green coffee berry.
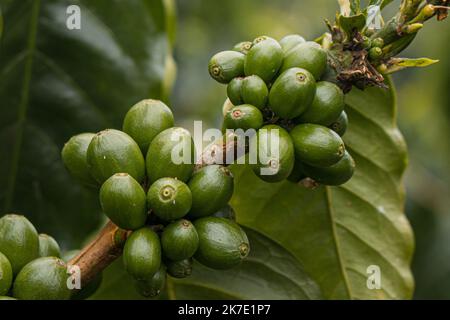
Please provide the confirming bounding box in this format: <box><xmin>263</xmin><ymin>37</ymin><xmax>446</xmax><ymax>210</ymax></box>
<box><xmin>61</xmin><ymin>99</ymin><xmax>250</xmax><ymax>298</ymax></box>
<box><xmin>209</xmin><ymin>35</ymin><xmax>355</xmax><ymax>186</ymax></box>
<box><xmin>363</xmin><ymin>36</ymin><xmax>385</xmax><ymax>61</ymax></box>
<box><xmin>0</xmin><ymin>214</ymin><xmax>71</xmax><ymax>300</ymax></box>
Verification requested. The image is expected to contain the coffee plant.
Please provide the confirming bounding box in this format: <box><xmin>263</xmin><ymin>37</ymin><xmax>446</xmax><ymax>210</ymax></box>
<box><xmin>0</xmin><ymin>0</ymin><xmax>448</xmax><ymax>300</ymax></box>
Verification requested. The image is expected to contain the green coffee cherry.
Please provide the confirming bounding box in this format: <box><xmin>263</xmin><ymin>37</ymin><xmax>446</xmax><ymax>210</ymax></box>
<box><xmin>71</xmin><ymin>273</ymin><xmax>103</xmax><ymax>300</ymax></box>
<box><xmin>224</xmin><ymin>104</ymin><xmax>263</xmax><ymax>130</ymax></box>
<box><xmin>281</xmin><ymin>41</ymin><xmax>327</xmax><ymax>79</ymax></box>
<box><xmin>372</xmin><ymin>37</ymin><xmax>384</xmax><ymax>48</ymax></box>
<box><xmin>300</xmin><ymin>151</ymin><xmax>355</xmax><ymax>186</ymax></box>
<box><xmin>161</xmin><ymin>219</ymin><xmax>199</xmax><ymax>261</ymax></box>
<box><xmin>290</xmin><ymin>124</ymin><xmax>346</xmax><ymax>167</ymax></box>
<box><xmin>0</xmin><ymin>214</ymin><xmax>39</xmax><ymax>275</ymax></box>
<box><xmin>296</xmin><ymin>81</ymin><xmax>345</xmax><ymax>126</ymax></box>
<box><xmin>13</xmin><ymin>257</ymin><xmax>71</xmax><ymax>300</ymax></box>
<box><xmin>222</xmin><ymin>98</ymin><xmax>235</xmax><ymax>117</ymax></box>
<box><xmin>362</xmin><ymin>36</ymin><xmax>372</xmax><ymax>49</ymax></box>
<box><xmin>227</xmin><ymin>77</ymin><xmax>244</xmax><ymax>105</ymax></box>
<box><xmin>87</xmin><ymin>129</ymin><xmax>145</xmax><ymax>184</ymax></box>
<box><xmin>147</xmin><ymin>178</ymin><xmax>192</xmax><ymax>221</ymax></box>
<box><xmin>135</xmin><ymin>264</ymin><xmax>166</xmax><ymax>298</ymax></box>
<box><xmin>329</xmin><ymin>111</ymin><xmax>348</xmax><ymax>137</ymax></box>
<box><xmin>100</xmin><ymin>173</ymin><xmax>147</xmax><ymax>230</ymax></box>
<box><xmin>232</xmin><ymin>41</ymin><xmax>253</xmax><ymax>54</ymax></box>
<box><xmin>123</xmin><ymin>227</ymin><xmax>161</xmax><ymax>280</ymax></box>
<box><xmin>241</xmin><ymin>75</ymin><xmax>269</xmax><ymax>109</ymax></box>
<box><xmin>122</xmin><ymin>99</ymin><xmax>175</xmax><ymax>154</ymax></box>
<box><xmin>194</xmin><ymin>217</ymin><xmax>250</xmax><ymax>270</ymax></box>
<box><xmin>287</xmin><ymin>159</ymin><xmax>307</xmax><ymax>183</ymax></box>
<box><xmin>269</xmin><ymin>67</ymin><xmax>316</xmax><ymax>119</ymax></box>
<box><xmin>279</xmin><ymin>34</ymin><xmax>306</xmax><ymax>53</ymax></box>
<box><xmin>244</xmin><ymin>36</ymin><xmax>283</xmax><ymax>83</ymax></box>
<box><xmin>208</xmin><ymin>51</ymin><xmax>245</xmax><ymax>84</ymax></box>
<box><xmin>252</xmin><ymin>125</ymin><xmax>295</xmax><ymax>183</ymax></box>
<box><xmin>38</xmin><ymin>234</ymin><xmax>61</xmax><ymax>258</ymax></box>
<box><xmin>61</xmin><ymin>133</ymin><xmax>97</xmax><ymax>187</ymax></box>
<box><xmin>146</xmin><ymin>127</ymin><xmax>195</xmax><ymax>183</ymax></box>
<box><xmin>188</xmin><ymin>165</ymin><xmax>234</xmax><ymax>218</ymax></box>
<box><xmin>369</xmin><ymin>47</ymin><xmax>383</xmax><ymax>60</ymax></box>
<box><xmin>166</xmin><ymin>258</ymin><xmax>193</xmax><ymax>278</ymax></box>
<box><xmin>0</xmin><ymin>252</ymin><xmax>12</xmax><ymax>296</ymax></box>
<box><xmin>320</xmin><ymin>64</ymin><xmax>339</xmax><ymax>83</ymax></box>
<box><xmin>227</xmin><ymin>76</ymin><xmax>268</xmax><ymax>109</ymax></box>
<box><xmin>212</xmin><ymin>205</ymin><xmax>236</xmax><ymax>221</ymax></box>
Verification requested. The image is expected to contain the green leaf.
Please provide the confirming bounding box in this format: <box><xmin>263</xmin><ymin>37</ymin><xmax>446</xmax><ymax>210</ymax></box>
<box><xmin>384</xmin><ymin>57</ymin><xmax>439</xmax><ymax>74</ymax></box>
<box><xmin>0</xmin><ymin>0</ymin><xmax>173</xmax><ymax>248</ymax></box>
<box><xmin>230</xmin><ymin>78</ymin><xmax>415</xmax><ymax>299</ymax></box>
<box><xmin>339</xmin><ymin>13</ymin><xmax>367</xmax><ymax>37</ymax></box>
<box><xmin>91</xmin><ymin>228</ymin><xmax>323</xmax><ymax>300</ymax></box>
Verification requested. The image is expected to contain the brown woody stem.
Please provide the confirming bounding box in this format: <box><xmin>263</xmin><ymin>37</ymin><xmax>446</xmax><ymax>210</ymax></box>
<box><xmin>68</xmin><ymin>221</ymin><xmax>130</xmax><ymax>286</ymax></box>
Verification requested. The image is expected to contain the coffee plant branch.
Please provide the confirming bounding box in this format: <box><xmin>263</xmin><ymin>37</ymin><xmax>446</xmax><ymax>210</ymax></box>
<box><xmin>68</xmin><ymin>221</ymin><xmax>129</xmax><ymax>286</ymax></box>
<box><xmin>69</xmin><ymin>138</ymin><xmax>239</xmax><ymax>287</ymax></box>
<box><xmin>68</xmin><ymin>0</ymin><xmax>448</xmax><ymax>289</ymax></box>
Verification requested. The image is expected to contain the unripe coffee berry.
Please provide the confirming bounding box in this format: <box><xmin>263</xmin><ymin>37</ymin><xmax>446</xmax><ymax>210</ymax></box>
<box><xmin>296</xmin><ymin>81</ymin><xmax>345</xmax><ymax>126</ymax></box>
<box><xmin>13</xmin><ymin>257</ymin><xmax>71</xmax><ymax>300</ymax></box>
<box><xmin>100</xmin><ymin>173</ymin><xmax>147</xmax><ymax>230</ymax></box>
<box><xmin>223</xmin><ymin>104</ymin><xmax>263</xmax><ymax>130</ymax></box>
<box><xmin>122</xmin><ymin>99</ymin><xmax>174</xmax><ymax>154</ymax></box>
<box><xmin>147</xmin><ymin>177</ymin><xmax>192</xmax><ymax>221</ymax></box>
<box><xmin>161</xmin><ymin>219</ymin><xmax>199</xmax><ymax>261</ymax></box>
<box><xmin>188</xmin><ymin>165</ymin><xmax>234</xmax><ymax>218</ymax></box>
<box><xmin>269</xmin><ymin>67</ymin><xmax>316</xmax><ymax>119</ymax></box>
<box><xmin>123</xmin><ymin>227</ymin><xmax>161</xmax><ymax>280</ymax></box>
<box><xmin>87</xmin><ymin>129</ymin><xmax>145</xmax><ymax>184</ymax></box>
<box><xmin>329</xmin><ymin>111</ymin><xmax>348</xmax><ymax>137</ymax></box>
<box><xmin>146</xmin><ymin>127</ymin><xmax>195</xmax><ymax>183</ymax></box>
<box><xmin>38</xmin><ymin>234</ymin><xmax>61</xmax><ymax>258</ymax></box>
<box><xmin>208</xmin><ymin>51</ymin><xmax>245</xmax><ymax>84</ymax></box>
<box><xmin>0</xmin><ymin>214</ymin><xmax>39</xmax><ymax>275</ymax></box>
<box><xmin>232</xmin><ymin>41</ymin><xmax>253</xmax><ymax>55</ymax></box>
<box><xmin>244</xmin><ymin>36</ymin><xmax>283</xmax><ymax>83</ymax></box>
<box><xmin>0</xmin><ymin>252</ymin><xmax>12</xmax><ymax>296</ymax></box>
<box><xmin>281</xmin><ymin>41</ymin><xmax>327</xmax><ymax>79</ymax></box>
<box><xmin>194</xmin><ymin>217</ymin><xmax>250</xmax><ymax>270</ymax></box>
<box><xmin>135</xmin><ymin>264</ymin><xmax>166</xmax><ymax>298</ymax></box>
<box><xmin>166</xmin><ymin>258</ymin><xmax>193</xmax><ymax>279</ymax></box>
<box><xmin>61</xmin><ymin>133</ymin><xmax>97</xmax><ymax>187</ymax></box>
<box><xmin>290</xmin><ymin>124</ymin><xmax>345</xmax><ymax>167</ymax></box>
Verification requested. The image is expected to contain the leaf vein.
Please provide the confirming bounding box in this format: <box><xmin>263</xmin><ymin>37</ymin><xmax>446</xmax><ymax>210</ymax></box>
<box><xmin>325</xmin><ymin>187</ymin><xmax>353</xmax><ymax>299</ymax></box>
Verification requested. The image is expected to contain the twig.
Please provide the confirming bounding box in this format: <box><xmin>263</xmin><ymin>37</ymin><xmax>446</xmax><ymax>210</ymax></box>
<box><xmin>68</xmin><ymin>221</ymin><xmax>130</xmax><ymax>287</ymax></box>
